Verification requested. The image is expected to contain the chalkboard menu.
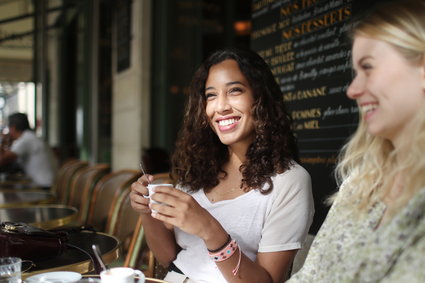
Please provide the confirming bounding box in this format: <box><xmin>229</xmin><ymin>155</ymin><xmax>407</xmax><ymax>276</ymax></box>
<box><xmin>251</xmin><ymin>0</ymin><xmax>358</xmax><ymax>234</ymax></box>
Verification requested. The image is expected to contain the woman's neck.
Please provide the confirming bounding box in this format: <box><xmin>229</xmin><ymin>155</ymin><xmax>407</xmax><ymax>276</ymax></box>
<box><xmin>227</xmin><ymin>142</ymin><xmax>250</xmax><ymax>164</ymax></box>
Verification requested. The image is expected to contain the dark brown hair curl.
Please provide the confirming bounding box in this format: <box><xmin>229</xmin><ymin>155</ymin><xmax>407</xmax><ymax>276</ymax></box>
<box><xmin>171</xmin><ymin>48</ymin><xmax>298</xmax><ymax>193</ymax></box>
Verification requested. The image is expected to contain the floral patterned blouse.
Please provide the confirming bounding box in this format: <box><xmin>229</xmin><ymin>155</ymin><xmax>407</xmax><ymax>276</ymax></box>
<box><xmin>288</xmin><ymin>182</ymin><xmax>425</xmax><ymax>283</ymax></box>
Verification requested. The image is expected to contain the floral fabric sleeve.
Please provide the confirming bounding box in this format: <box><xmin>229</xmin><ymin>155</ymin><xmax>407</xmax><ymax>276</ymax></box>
<box><xmin>287</xmin><ymin>181</ymin><xmax>354</xmax><ymax>282</ymax></box>
<box><xmin>382</xmin><ymin>229</ymin><xmax>425</xmax><ymax>282</ymax></box>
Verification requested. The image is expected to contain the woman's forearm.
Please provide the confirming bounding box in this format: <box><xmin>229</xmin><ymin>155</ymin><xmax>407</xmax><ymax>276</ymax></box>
<box><xmin>203</xmin><ymin>223</ymin><xmax>295</xmax><ymax>283</ymax></box>
<box><xmin>140</xmin><ymin>213</ymin><xmax>178</xmax><ymax>266</ymax></box>
<box><xmin>217</xmin><ymin>251</ymin><xmax>274</xmax><ymax>283</ymax></box>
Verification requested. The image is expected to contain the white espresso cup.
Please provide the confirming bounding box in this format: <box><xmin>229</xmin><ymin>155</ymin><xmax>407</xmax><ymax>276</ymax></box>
<box><xmin>144</xmin><ymin>184</ymin><xmax>173</xmax><ymax>212</ymax></box>
<box><xmin>100</xmin><ymin>267</ymin><xmax>145</xmax><ymax>283</ymax></box>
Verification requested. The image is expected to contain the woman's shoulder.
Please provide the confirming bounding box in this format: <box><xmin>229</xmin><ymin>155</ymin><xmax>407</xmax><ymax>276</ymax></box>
<box><xmin>270</xmin><ymin>162</ymin><xmax>312</xmax><ymax>198</ymax></box>
<box><xmin>273</xmin><ymin>162</ymin><xmax>311</xmax><ymax>184</ymax></box>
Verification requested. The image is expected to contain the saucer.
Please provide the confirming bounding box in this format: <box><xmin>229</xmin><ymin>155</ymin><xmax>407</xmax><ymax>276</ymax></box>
<box><xmin>26</xmin><ymin>271</ymin><xmax>82</xmax><ymax>282</ymax></box>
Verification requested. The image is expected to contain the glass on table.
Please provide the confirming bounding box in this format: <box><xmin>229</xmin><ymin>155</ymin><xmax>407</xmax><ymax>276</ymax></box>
<box><xmin>0</xmin><ymin>257</ymin><xmax>21</xmax><ymax>283</ymax></box>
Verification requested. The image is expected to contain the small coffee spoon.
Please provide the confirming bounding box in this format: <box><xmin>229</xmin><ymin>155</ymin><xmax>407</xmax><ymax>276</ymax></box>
<box><xmin>92</xmin><ymin>244</ymin><xmax>107</xmax><ymax>272</ymax></box>
<box><xmin>139</xmin><ymin>161</ymin><xmax>151</xmax><ymax>184</ymax></box>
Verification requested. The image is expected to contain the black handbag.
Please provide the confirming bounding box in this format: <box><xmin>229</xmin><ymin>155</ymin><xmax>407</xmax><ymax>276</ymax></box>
<box><xmin>0</xmin><ymin>222</ymin><xmax>69</xmax><ymax>261</ymax></box>
<box><xmin>0</xmin><ymin>221</ymin><xmax>104</xmax><ymax>273</ymax></box>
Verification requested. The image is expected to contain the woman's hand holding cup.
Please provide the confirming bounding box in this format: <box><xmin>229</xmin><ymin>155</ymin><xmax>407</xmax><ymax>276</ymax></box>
<box><xmin>130</xmin><ymin>175</ymin><xmax>153</xmax><ymax>215</ymax></box>
<box><xmin>130</xmin><ymin>174</ymin><xmax>174</xmax><ymax>216</ymax></box>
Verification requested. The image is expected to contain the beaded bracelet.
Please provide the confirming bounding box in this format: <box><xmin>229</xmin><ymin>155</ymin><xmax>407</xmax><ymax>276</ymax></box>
<box><xmin>207</xmin><ymin>234</ymin><xmax>232</xmax><ymax>253</ymax></box>
<box><xmin>208</xmin><ymin>238</ymin><xmax>242</xmax><ymax>276</ymax></box>
<box><xmin>208</xmin><ymin>239</ymin><xmax>238</xmax><ymax>262</ymax></box>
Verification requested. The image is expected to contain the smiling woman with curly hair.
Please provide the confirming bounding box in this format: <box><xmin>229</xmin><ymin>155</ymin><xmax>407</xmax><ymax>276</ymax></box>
<box><xmin>131</xmin><ymin>48</ymin><xmax>314</xmax><ymax>283</ymax></box>
<box><xmin>172</xmin><ymin>48</ymin><xmax>300</xmax><ymax>194</ymax></box>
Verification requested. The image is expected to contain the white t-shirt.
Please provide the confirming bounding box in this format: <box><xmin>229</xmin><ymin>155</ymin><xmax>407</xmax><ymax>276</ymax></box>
<box><xmin>11</xmin><ymin>130</ymin><xmax>58</xmax><ymax>187</ymax></box>
<box><xmin>173</xmin><ymin>163</ymin><xmax>314</xmax><ymax>283</ymax></box>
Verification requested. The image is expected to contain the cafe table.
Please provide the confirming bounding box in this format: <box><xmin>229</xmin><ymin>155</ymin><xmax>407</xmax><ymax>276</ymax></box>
<box><xmin>0</xmin><ymin>181</ymin><xmax>42</xmax><ymax>190</ymax></box>
<box><xmin>0</xmin><ymin>204</ymin><xmax>78</xmax><ymax>229</ymax></box>
<box><xmin>0</xmin><ymin>190</ymin><xmax>55</xmax><ymax>208</ymax></box>
<box><xmin>22</xmin><ymin>231</ymin><xmax>120</xmax><ymax>279</ymax></box>
<box><xmin>0</xmin><ymin>172</ymin><xmax>31</xmax><ymax>181</ymax></box>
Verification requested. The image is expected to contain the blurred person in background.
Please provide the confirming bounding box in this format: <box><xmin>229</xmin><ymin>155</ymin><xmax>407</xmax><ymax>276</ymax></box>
<box><xmin>0</xmin><ymin>112</ymin><xmax>58</xmax><ymax>188</ymax></box>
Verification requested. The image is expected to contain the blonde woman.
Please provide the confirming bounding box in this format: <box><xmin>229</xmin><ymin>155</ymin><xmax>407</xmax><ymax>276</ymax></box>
<box><xmin>289</xmin><ymin>0</ymin><xmax>425</xmax><ymax>282</ymax></box>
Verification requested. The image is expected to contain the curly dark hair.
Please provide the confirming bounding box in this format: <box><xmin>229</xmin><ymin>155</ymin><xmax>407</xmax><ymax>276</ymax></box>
<box><xmin>171</xmin><ymin>48</ymin><xmax>298</xmax><ymax>194</ymax></box>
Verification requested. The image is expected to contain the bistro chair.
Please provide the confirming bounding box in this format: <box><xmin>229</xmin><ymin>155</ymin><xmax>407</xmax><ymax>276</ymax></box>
<box><xmin>124</xmin><ymin>217</ymin><xmax>155</xmax><ymax>277</ymax></box>
<box><xmin>50</xmin><ymin>159</ymin><xmax>79</xmax><ymax>196</ymax></box>
<box><xmin>55</xmin><ymin>160</ymin><xmax>89</xmax><ymax>204</ymax></box>
<box><xmin>86</xmin><ymin>169</ymin><xmax>140</xmax><ymax>232</ymax></box>
<box><xmin>106</xmin><ymin>189</ymin><xmax>140</xmax><ymax>254</ymax></box>
<box><xmin>124</xmin><ymin>218</ymin><xmax>173</xmax><ymax>280</ymax></box>
<box><xmin>106</xmin><ymin>188</ymin><xmax>159</xmax><ymax>278</ymax></box>
<box><xmin>67</xmin><ymin>163</ymin><xmax>110</xmax><ymax>224</ymax></box>
<box><xmin>104</xmin><ymin>172</ymin><xmax>172</xmax><ymax>275</ymax></box>
<box><xmin>102</xmin><ymin>187</ymin><xmax>140</xmax><ymax>272</ymax></box>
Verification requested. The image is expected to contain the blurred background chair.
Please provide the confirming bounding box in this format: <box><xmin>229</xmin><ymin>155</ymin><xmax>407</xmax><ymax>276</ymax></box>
<box><xmin>124</xmin><ymin>218</ymin><xmax>172</xmax><ymax>279</ymax></box>
<box><xmin>103</xmin><ymin>188</ymin><xmax>141</xmax><ymax>273</ymax></box>
<box><xmin>67</xmin><ymin>163</ymin><xmax>110</xmax><ymax>224</ymax></box>
<box><xmin>55</xmin><ymin>160</ymin><xmax>89</xmax><ymax>204</ymax></box>
<box><xmin>104</xmin><ymin>172</ymin><xmax>171</xmax><ymax>274</ymax></box>
<box><xmin>86</xmin><ymin>169</ymin><xmax>140</xmax><ymax>232</ymax></box>
<box><xmin>106</xmin><ymin>189</ymin><xmax>140</xmax><ymax>255</ymax></box>
<box><xmin>124</xmin><ymin>217</ymin><xmax>156</xmax><ymax>277</ymax></box>
<box><xmin>50</xmin><ymin>159</ymin><xmax>79</xmax><ymax>195</ymax></box>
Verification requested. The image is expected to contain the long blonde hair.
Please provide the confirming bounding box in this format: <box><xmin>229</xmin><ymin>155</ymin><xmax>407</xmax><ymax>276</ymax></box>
<box><xmin>335</xmin><ymin>0</ymin><xmax>425</xmax><ymax>213</ymax></box>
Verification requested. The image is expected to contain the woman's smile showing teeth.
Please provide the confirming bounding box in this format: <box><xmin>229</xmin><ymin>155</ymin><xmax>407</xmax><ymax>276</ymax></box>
<box><xmin>360</xmin><ymin>103</ymin><xmax>378</xmax><ymax>120</ymax></box>
<box><xmin>360</xmin><ymin>103</ymin><xmax>379</xmax><ymax>121</ymax></box>
<box><xmin>361</xmin><ymin>104</ymin><xmax>378</xmax><ymax>114</ymax></box>
<box><xmin>218</xmin><ymin>117</ymin><xmax>239</xmax><ymax>130</ymax></box>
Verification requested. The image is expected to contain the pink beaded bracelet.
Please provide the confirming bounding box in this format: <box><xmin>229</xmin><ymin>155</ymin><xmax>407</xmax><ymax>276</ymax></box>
<box><xmin>208</xmin><ymin>238</ymin><xmax>242</xmax><ymax>276</ymax></box>
<box><xmin>208</xmin><ymin>239</ymin><xmax>238</xmax><ymax>262</ymax></box>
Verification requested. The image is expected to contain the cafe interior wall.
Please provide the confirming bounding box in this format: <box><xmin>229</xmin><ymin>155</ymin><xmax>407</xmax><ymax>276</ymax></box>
<box><xmin>0</xmin><ymin>0</ymin><xmax>250</xmax><ymax>170</ymax></box>
<box><xmin>111</xmin><ymin>0</ymin><xmax>152</xmax><ymax>171</ymax></box>
<box><xmin>32</xmin><ymin>0</ymin><xmax>111</xmax><ymax>166</ymax></box>
<box><xmin>45</xmin><ymin>0</ymin><xmax>94</xmax><ymax>164</ymax></box>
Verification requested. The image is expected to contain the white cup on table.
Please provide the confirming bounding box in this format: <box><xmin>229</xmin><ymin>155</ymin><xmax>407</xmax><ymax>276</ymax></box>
<box><xmin>100</xmin><ymin>267</ymin><xmax>145</xmax><ymax>283</ymax></box>
<box><xmin>144</xmin><ymin>184</ymin><xmax>173</xmax><ymax>212</ymax></box>
<box><xmin>0</xmin><ymin>257</ymin><xmax>21</xmax><ymax>283</ymax></box>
